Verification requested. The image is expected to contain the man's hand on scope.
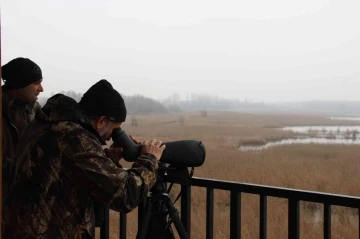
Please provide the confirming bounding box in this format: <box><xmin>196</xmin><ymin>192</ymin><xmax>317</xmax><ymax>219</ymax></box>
<box><xmin>141</xmin><ymin>139</ymin><xmax>166</xmax><ymax>160</ymax></box>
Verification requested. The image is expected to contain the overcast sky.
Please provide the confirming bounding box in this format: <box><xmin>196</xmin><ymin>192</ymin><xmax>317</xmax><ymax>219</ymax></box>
<box><xmin>1</xmin><ymin>0</ymin><xmax>359</xmax><ymax>102</ymax></box>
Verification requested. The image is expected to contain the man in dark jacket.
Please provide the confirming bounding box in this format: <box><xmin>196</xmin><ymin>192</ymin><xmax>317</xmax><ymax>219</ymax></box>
<box><xmin>3</xmin><ymin>79</ymin><xmax>165</xmax><ymax>239</ymax></box>
<box><xmin>1</xmin><ymin>57</ymin><xmax>44</xmax><ymax>204</ymax></box>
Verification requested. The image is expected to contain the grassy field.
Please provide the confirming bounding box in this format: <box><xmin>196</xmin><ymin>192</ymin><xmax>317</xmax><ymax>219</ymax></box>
<box><xmin>96</xmin><ymin>111</ymin><xmax>360</xmax><ymax>239</ymax></box>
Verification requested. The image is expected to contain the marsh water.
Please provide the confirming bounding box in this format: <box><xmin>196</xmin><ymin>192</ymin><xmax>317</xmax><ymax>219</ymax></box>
<box><xmin>239</xmin><ymin>117</ymin><xmax>360</xmax><ymax>151</ymax></box>
<box><xmin>329</xmin><ymin>116</ymin><xmax>360</xmax><ymax>121</ymax></box>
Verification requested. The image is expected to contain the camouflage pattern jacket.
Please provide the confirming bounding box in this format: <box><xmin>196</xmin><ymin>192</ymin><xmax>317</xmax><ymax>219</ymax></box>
<box><xmin>3</xmin><ymin>94</ymin><xmax>159</xmax><ymax>239</ymax></box>
<box><xmin>2</xmin><ymin>90</ymin><xmax>42</xmax><ymax>206</ymax></box>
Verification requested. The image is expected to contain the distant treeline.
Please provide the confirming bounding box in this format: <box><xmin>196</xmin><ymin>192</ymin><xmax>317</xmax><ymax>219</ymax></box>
<box><xmin>37</xmin><ymin>90</ymin><xmax>360</xmax><ymax>116</ymax></box>
<box><xmin>38</xmin><ymin>91</ymin><xmax>182</xmax><ymax>115</ymax></box>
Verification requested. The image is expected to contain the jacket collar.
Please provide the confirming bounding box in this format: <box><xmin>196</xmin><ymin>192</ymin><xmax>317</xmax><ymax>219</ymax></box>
<box><xmin>2</xmin><ymin>90</ymin><xmax>33</xmax><ymax>116</ymax></box>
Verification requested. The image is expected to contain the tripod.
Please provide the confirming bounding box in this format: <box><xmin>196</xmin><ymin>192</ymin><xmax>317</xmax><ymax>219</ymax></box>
<box><xmin>136</xmin><ymin>180</ymin><xmax>189</xmax><ymax>239</ymax></box>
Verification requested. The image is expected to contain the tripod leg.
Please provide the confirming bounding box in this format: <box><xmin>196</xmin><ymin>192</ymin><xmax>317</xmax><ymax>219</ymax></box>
<box><xmin>148</xmin><ymin>210</ymin><xmax>168</xmax><ymax>238</ymax></box>
<box><xmin>165</xmin><ymin>198</ymin><xmax>189</xmax><ymax>239</ymax></box>
<box><xmin>136</xmin><ymin>199</ymin><xmax>153</xmax><ymax>239</ymax></box>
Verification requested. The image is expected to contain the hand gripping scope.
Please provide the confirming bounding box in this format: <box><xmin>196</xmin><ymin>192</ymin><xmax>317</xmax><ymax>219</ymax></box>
<box><xmin>111</xmin><ymin>128</ymin><xmax>206</xmax><ymax>168</ymax></box>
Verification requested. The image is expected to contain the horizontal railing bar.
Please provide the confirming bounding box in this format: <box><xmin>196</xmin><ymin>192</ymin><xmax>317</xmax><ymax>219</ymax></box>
<box><xmin>190</xmin><ymin>177</ymin><xmax>360</xmax><ymax>208</ymax></box>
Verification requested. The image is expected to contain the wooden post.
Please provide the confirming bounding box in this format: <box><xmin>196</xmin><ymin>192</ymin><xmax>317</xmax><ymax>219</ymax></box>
<box><xmin>0</xmin><ymin>9</ymin><xmax>3</xmax><ymax>238</ymax></box>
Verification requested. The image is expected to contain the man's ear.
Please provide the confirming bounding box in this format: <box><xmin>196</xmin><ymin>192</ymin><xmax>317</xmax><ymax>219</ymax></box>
<box><xmin>94</xmin><ymin>116</ymin><xmax>108</xmax><ymax>130</ymax></box>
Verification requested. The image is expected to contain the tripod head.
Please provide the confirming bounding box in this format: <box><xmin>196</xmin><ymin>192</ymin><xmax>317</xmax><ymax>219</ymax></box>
<box><xmin>156</xmin><ymin>163</ymin><xmax>192</xmax><ymax>186</ymax></box>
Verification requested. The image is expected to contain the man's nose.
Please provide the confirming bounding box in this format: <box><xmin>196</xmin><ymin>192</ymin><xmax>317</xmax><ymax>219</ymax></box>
<box><xmin>39</xmin><ymin>83</ymin><xmax>44</xmax><ymax>92</ymax></box>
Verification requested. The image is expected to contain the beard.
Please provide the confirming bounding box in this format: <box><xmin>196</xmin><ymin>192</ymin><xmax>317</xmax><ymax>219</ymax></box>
<box><xmin>98</xmin><ymin>121</ymin><xmax>112</xmax><ymax>140</ymax></box>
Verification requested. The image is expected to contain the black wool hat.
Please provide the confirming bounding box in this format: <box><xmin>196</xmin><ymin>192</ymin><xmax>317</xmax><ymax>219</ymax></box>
<box><xmin>1</xmin><ymin>57</ymin><xmax>43</xmax><ymax>89</ymax></box>
<box><xmin>79</xmin><ymin>79</ymin><xmax>127</xmax><ymax>122</ymax></box>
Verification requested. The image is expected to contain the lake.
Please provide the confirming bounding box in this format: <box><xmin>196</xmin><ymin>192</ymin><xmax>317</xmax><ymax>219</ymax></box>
<box><xmin>328</xmin><ymin>116</ymin><xmax>360</xmax><ymax>121</ymax></box>
<box><xmin>239</xmin><ymin>124</ymin><xmax>360</xmax><ymax>152</ymax></box>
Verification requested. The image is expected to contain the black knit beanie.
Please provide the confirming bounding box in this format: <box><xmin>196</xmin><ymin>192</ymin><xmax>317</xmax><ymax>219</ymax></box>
<box><xmin>1</xmin><ymin>57</ymin><xmax>43</xmax><ymax>89</ymax></box>
<box><xmin>79</xmin><ymin>79</ymin><xmax>127</xmax><ymax>122</ymax></box>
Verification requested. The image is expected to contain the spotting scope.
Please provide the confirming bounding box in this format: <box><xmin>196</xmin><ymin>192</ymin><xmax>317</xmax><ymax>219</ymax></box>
<box><xmin>111</xmin><ymin>128</ymin><xmax>206</xmax><ymax>168</ymax></box>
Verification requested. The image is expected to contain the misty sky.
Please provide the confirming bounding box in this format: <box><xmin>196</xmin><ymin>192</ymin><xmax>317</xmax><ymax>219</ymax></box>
<box><xmin>1</xmin><ymin>0</ymin><xmax>359</xmax><ymax>102</ymax></box>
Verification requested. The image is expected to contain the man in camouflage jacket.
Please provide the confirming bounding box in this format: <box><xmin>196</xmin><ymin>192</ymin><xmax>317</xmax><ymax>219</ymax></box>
<box><xmin>3</xmin><ymin>79</ymin><xmax>165</xmax><ymax>239</ymax></box>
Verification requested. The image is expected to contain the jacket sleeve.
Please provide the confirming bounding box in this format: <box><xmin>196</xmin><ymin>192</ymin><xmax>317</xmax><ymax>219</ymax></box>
<box><xmin>62</xmin><ymin>130</ymin><xmax>159</xmax><ymax>213</ymax></box>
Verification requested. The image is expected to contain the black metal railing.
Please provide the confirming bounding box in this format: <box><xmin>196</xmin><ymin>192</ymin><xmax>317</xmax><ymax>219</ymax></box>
<box><xmin>99</xmin><ymin>177</ymin><xmax>360</xmax><ymax>239</ymax></box>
